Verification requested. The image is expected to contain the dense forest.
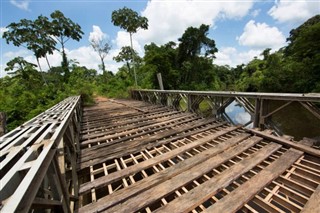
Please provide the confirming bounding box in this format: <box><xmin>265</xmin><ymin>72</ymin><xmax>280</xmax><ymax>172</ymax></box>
<box><xmin>1</xmin><ymin>9</ymin><xmax>319</xmax><ymax>131</ymax></box>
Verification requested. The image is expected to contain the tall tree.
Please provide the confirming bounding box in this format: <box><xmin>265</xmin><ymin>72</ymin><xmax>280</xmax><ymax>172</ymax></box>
<box><xmin>285</xmin><ymin>15</ymin><xmax>320</xmax><ymax>92</ymax></box>
<box><xmin>90</xmin><ymin>38</ymin><xmax>111</xmax><ymax>73</ymax></box>
<box><xmin>5</xmin><ymin>57</ymin><xmax>37</xmax><ymax>80</ymax></box>
<box><xmin>3</xmin><ymin>17</ymin><xmax>56</xmax><ymax>84</ymax></box>
<box><xmin>50</xmin><ymin>10</ymin><xmax>84</xmax><ymax>79</ymax></box>
<box><xmin>178</xmin><ymin>24</ymin><xmax>218</xmax><ymax>62</ymax></box>
<box><xmin>111</xmin><ymin>7</ymin><xmax>148</xmax><ymax>86</ymax></box>
<box><xmin>177</xmin><ymin>24</ymin><xmax>218</xmax><ymax>85</ymax></box>
<box><xmin>113</xmin><ymin>46</ymin><xmax>141</xmax><ymax>78</ymax></box>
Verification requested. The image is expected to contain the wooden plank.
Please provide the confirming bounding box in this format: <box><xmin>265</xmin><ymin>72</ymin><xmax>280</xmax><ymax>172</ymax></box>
<box><xmin>204</xmin><ymin>148</ymin><xmax>303</xmax><ymax>213</ymax></box>
<box><xmin>0</xmin><ymin>112</ymin><xmax>7</xmax><ymax>136</ymax></box>
<box><xmin>79</xmin><ymin>128</ymin><xmax>249</xmax><ymax>195</ymax></box>
<box><xmin>80</xmin><ymin>113</ymin><xmax>195</xmax><ymax>146</ymax></box>
<box><xmin>78</xmin><ymin>119</ymin><xmax>223</xmax><ymax>170</ymax></box>
<box><xmin>154</xmin><ymin>142</ymin><xmax>282</xmax><ymax>213</ymax></box>
<box><xmin>78</xmin><ymin>135</ymin><xmax>263</xmax><ymax>213</ymax></box>
<box><xmin>80</xmin><ymin>111</ymin><xmax>180</xmax><ymax>139</ymax></box>
<box><xmin>247</xmin><ymin>129</ymin><xmax>320</xmax><ymax>157</ymax></box>
<box><xmin>78</xmin><ymin>121</ymin><xmax>229</xmax><ymax>171</ymax></box>
<box><xmin>301</xmin><ymin>184</ymin><xmax>320</xmax><ymax>213</ymax></box>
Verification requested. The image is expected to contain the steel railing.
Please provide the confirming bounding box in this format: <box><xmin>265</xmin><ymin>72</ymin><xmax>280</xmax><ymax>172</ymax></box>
<box><xmin>0</xmin><ymin>96</ymin><xmax>82</xmax><ymax>213</ymax></box>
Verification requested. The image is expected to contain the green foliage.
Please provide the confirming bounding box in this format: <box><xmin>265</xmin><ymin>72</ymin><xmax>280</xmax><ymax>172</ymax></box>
<box><xmin>90</xmin><ymin>38</ymin><xmax>111</xmax><ymax>73</ymax></box>
<box><xmin>111</xmin><ymin>7</ymin><xmax>148</xmax><ymax>34</ymax></box>
<box><xmin>50</xmin><ymin>10</ymin><xmax>84</xmax><ymax>75</ymax></box>
<box><xmin>3</xmin><ymin>10</ymin><xmax>83</xmax><ymax>80</ymax></box>
<box><xmin>235</xmin><ymin>15</ymin><xmax>320</xmax><ymax>93</ymax></box>
<box><xmin>112</xmin><ymin>7</ymin><xmax>148</xmax><ymax>87</ymax></box>
<box><xmin>2</xmin><ymin>12</ymin><xmax>319</xmax><ymax>133</ymax></box>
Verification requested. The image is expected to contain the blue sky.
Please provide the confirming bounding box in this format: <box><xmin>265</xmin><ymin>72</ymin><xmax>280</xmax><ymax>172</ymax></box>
<box><xmin>1</xmin><ymin>0</ymin><xmax>319</xmax><ymax>77</ymax></box>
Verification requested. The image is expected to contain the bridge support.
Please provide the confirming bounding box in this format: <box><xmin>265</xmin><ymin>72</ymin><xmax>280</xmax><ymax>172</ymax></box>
<box><xmin>0</xmin><ymin>96</ymin><xmax>82</xmax><ymax>213</ymax></box>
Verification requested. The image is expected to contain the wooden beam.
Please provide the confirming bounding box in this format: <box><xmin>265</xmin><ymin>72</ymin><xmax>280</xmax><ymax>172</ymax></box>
<box><xmin>246</xmin><ymin>128</ymin><xmax>320</xmax><ymax>157</ymax></box>
<box><xmin>204</xmin><ymin>148</ymin><xmax>303</xmax><ymax>213</ymax></box>
<box><xmin>79</xmin><ymin>127</ymin><xmax>246</xmax><ymax>195</ymax></box>
<box><xmin>78</xmin><ymin>135</ymin><xmax>263</xmax><ymax>213</ymax></box>
<box><xmin>301</xmin><ymin>184</ymin><xmax>320</xmax><ymax>213</ymax></box>
<box><xmin>154</xmin><ymin>142</ymin><xmax>282</xmax><ymax>213</ymax></box>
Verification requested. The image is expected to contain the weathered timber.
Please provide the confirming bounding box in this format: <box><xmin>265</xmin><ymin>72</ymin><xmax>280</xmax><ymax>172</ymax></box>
<box><xmin>247</xmin><ymin>128</ymin><xmax>320</xmax><ymax>157</ymax></box>
<box><xmin>78</xmin><ymin>118</ymin><xmax>222</xmax><ymax>169</ymax></box>
<box><xmin>78</xmin><ymin>135</ymin><xmax>262</xmax><ymax>213</ymax></box>
<box><xmin>204</xmin><ymin>148</ymin><xmax>304</xmax><ymax>213</ymax></box>
<box><xmin>154</xmin><ymin>142</ymin><xmax>282</xmax><ymax>213</ymax></box>
<box><xmin>0</xmin><ymin>112</ymin><xmax>6</xmax><ymax>136</ymax></box>
<box><xmin>104</xmin><ymin>138</ymin><xmax>279</xmax><ymax>213</ymax></box>
<box><xmin>79</xmin><ymin>128</ymin><xmax>247</xmax><ymax>195</ymax></box>
<box><xmin>76</xmin><ymin>97</ymin><xmax>320</xmax><ymax>213</ymax></box>
<box><xmin>80</xmin><ymin>113</ymin><xmax>196</xmax><ymax>147</ymax></box>
<box><xmin>301</xmin><ymin>184</ymin><xmax>320</xmax><ymax>213</ymax></box>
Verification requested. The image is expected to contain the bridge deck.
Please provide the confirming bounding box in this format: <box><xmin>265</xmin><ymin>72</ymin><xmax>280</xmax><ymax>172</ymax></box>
<box><xmin>77</xmin><ymin>98</ymin><xmax>320</xmax><ymax>213</ymax></box>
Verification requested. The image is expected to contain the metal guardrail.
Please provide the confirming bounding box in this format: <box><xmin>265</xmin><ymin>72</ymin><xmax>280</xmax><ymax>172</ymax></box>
<box><xmin>131</xmin><ymin>90</ymin><xmax>320</xmax><ymax>138</ymax></box>
<box><xmin>0</xmin><ymin>96</ymin><xmax>82</xmax><ymax>212</ymax></box>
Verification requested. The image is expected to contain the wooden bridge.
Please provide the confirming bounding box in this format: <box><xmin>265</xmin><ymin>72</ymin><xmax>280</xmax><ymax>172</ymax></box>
<box><xmin>1</xmin><ymin>90</ymin><xmax>320</xmax><ymax>213</ymax></box>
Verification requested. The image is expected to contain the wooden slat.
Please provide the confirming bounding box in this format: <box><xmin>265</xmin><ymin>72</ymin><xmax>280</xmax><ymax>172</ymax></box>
<box><xmin>80</xmin><ymin>113</ymin><xmax>195</xmax><ymax>147</ymax></box>
<box><xmin>79</xmin><ymin>127</ymin><xmax>247</xmax><ymax>194</ymax></box>
<box><xmin>78</xmin><ymin>119</ymin><xmax>225</xmax><ymax>170</ymax></box>
<box><xmin>247</xmin><ymin>129</ymin><xmax>320</xmax><ymax>157</ymax></box>
<box><xmin>301</xmin><ymin>184</ymin><xmax>320</xmax><ymax>213</ymax></box>
<box><xmin>204</xmin><ymin>148</ymin><xmax>304</xmax><ymax>213</ymax></box>
<box><xmin>78</xmin><ymin>135</ymin><xmax>263</xmax><ymax>213</ymax></box>
<box><xmin>80</xmin><ymin>110</ymin><xmax>179</xmax><ymax>139</ymax></box>
<box><xmin>154</xmin><ymin>142</ymin><xmax>282</xmax><ymax>213</ymax></box>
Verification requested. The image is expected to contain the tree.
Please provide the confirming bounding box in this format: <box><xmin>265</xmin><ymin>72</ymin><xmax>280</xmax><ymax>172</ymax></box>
<box><xmin>142</xmin><ymin>42</ymin><xmax>180</xmax><ymax>89</ymax></box>
<box><xmin>178</xmin><ymin>24</ymin><xmax>218</xmax><ymax>62</ymax></box>
<box><xmin>113</xmin><ymin>46</ymin><xmax>141</xmax><ymax>77</ymax></box>
<box><xmin>177</xmin><ymin>24</ymin><xmax>218</xmax><ymax>86</ymax></box>
<box><xmin>50</xmin><ymin>10</ymin><xmax>84</xmax><ymax>79</ymax></box>
<box><xmin>3</xmin><ymin>16</ymin><xmax>56</xmax><ymax>84</ymax></box>
<box><xmin>90</xmin><ymin>38</ymin><xmax>111</xmax><ymax>73</ymax></box>
<box><xmin>285</xmin><ymin>15</ymin><xmax>320</xmax><ymax>92</ymax></box>
<box><xmin>111</xmin><ymin>7</ymin><xmax>148</xmax><ymax>86</ymax></box>
<box><xmin>5</xmin><ymin>57</ymin><xmax>38</xmax><ymax>80</ymax></box>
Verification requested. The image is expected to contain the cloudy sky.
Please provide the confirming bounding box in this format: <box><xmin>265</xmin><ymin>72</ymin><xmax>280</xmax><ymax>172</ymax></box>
<box><xmin>1</xmin><ymin>0</ymin><xmax>319</xmax><ymax>77</ymax></box>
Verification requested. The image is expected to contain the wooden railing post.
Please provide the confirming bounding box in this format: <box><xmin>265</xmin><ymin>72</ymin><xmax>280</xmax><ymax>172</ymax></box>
<box><xmin>0</xmin><ymin>112</ymin><xmax>6</xmax><ymax>136</ymax></box>
<box><xmin>253</xmin><ymin>98</ymin><xmax>261</xmax><ymax>128</ymax></box>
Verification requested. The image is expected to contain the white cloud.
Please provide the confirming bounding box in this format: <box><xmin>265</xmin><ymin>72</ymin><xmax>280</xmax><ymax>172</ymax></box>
<box><xmin>133</xmin><ymin>0</ymin><xmax>254</xmax><ymax>45</ymax></box>
<box><xmin>1</xmin><ymin>47</ymin><xmax>121</xmax><ymax>75</ymax></box>
<box><xmin>237</xmin><ymin>20</ymin><xmax>286</xmax><ymax>49</ymax></box>
<box><xmin>215</xmin><ymin>47</ymin><xmax>262</xmax><ymax>67</ymax></box>
<box><xmin>251</xmin><ymin>9</ymin><xmax>261</xmax><ymax>18</ymax></box>
<box><xmin>114</xmin><ymin>31</ymin><xmax>143</xmax><ymax>54</ymax></box>
<box><xmin>0</xmin><ymin>27</ymin><xmax>8</xmax><ymax>38</ymax></box>
<box><xmin>1</xmin><ymin>25</ymin><xmax>123</xmax><ymax>74</ymax></box>
<box><xmin>10</xmin><ymin>0</ymin><xmax>30</xmax><ymax>11</ymax></box>
<box><xmin>235</xmin><ymin>112</ymin><xmax>251</xmax><ymax>124</ymax></box>
<box><xmin>268</xmin><ymin>0</ymin><xmax>319</xmax><ymax>24</ymax></box>
<box><xmin>89</xmin><ymin>25</ymin><xmax>108</xmax><ymax>43</ymax></box>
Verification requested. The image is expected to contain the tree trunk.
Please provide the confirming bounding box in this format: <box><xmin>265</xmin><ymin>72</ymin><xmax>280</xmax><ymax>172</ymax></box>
<box><xmin>36</xmin><ymin>57</ymin><xmax>48</xmax><ymax>85</ymax></box>
<box><xmin>0</xmin><ymin>112</ymin><xmax>6</xmax><ymax>136</ymax></box>
<box><xmin>130</xmin><ymin>33</ymin><xmax>138</xmax><ymax>87</ymax></box>
<box><xmin>45</xmin><ymin>55</ymin><xmax>52</xmax><ymax>71</ymax></box>
<box><xmin>100</xmin><ymin>57</ymin><xmax>106</xmax><ymax>73</ymax></box>
<box><xmin>61</xmin><ymin>39</ymin><xmax>70</xmax><ymax>81</ymax></box>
